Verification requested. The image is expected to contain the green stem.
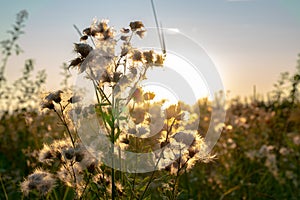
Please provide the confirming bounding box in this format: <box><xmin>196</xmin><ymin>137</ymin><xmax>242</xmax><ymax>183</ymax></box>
<box><xmin>171</xmin><ymin>156</ymin><xmax>190</xmax><ymax>199</ymax></box>
<box><xmin>62</xmin><ymin>187</ymin><xmax>70</xmax><ymax>200</ymax></box>
<box><xmin>0</xmin><ymin>174</ymin><xmax>8</xmax><ymax>200</ymax></box>
<box><xmin>171</xmin><ymin>161</ymin><xmax>181</xmax><ymax>199</ymax></box>
<box><xmin>111</xmin><ymin>86</ymin><xmax>116</xmax><ymax>200</ymax></box>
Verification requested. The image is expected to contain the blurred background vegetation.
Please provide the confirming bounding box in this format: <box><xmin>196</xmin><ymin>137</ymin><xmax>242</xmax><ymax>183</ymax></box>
<box><xmin>0</xmin><ymin>10</ymin><xmax>299</xmax><ymax>200</ymax></box>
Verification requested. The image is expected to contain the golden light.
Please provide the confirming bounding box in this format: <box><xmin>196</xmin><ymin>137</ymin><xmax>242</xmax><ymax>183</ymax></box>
<box><xmin>143</xmin><ymin>52</ymin><xmax>211</xmax><ymax>106</ymax></box>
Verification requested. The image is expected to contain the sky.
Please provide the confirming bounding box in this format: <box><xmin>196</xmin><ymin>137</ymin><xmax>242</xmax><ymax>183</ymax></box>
<box><xmin>1</xmin><ymin>0</ymin><xmax>300</xmax><ymax>101</ymax></box>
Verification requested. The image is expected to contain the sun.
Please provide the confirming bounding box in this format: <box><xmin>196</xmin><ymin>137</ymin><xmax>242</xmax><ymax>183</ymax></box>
<box><xmin>142</xmin><ymin>52</ymin><xmax>211</xmax><ymax>106</ymax></box>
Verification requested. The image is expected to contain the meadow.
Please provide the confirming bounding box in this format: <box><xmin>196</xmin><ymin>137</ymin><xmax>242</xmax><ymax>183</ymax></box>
<box><xmin>0</xmin><ymin>10</ymin><xmax>299</xmax><ymax>200</ymax></box>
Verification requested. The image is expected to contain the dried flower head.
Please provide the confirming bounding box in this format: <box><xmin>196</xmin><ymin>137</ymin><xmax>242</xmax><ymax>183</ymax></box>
<box><xmin>130</xmin><ymin>107</ymin><xmax>146</xmax><ymax>124</ymax></box>
<box><xmin>83</xmin><ymin>27</ymin><xmax>92</xmax><ymax>36</ymax></box>
<box><xmin>120</xmin><ymin>35</ymin><xmax>130</xmax><ymax>42</ymax></box>
<box><xmin>132</xmin><ymin>50</ymin><xmax>142</xmax><ymax>62</ymax></box>
<box><xmin>154</xmin><ymin>54</ymin><xmax>164</xmax><ymax>66</ymax></box>
<box><xmin>80</xmin><ymin>35</ymin><xmax>88</xmax><ymax>41</ymax></box>
<box><xmin>90</xmin><ymin>19</ymin><xmax>114</xmax><ymax>40</ymax></box>
<box><xmin>21</xmin><ymin>169</ymin><xmax>55</xmax><ymax>196</ymax></box>
<box><xmin>45</xmin><ymin>90</ymin><xmax>63</xmax><ymax>103</ymax></box>
<box><xmin>143</xmin><ymin>92</ymin><xmax>155</xmax><ymax>101</ymax></box>
<box><xmin>129</xmin><ymin>21</ymin><xmax>144</xmax><ymax>31</ymax></box>
<box><xmin>41</xmin><ymin>100</ymin><xmax>54</xmax><ymax>110</ymax></box>
<box><xmin>69</xmin><ymin>57</ymin><xmax>83</xmax><ymax>68</ymax></box>
<box><xmin>143</xmin><ymin>50</ymin><xmax>154</xmax><ymax>64</ymax></box>
<box><xmin>165</xmin><ymin>104</ymin><xmax>181</xmax><ymax>120</ymax></box>
<box><xmin>38</xmin><ymin>144</ymin><xmax>54</xmax><ymax>163</ymax></box>
<box><xmin>68</xmin><ymin>95</ymin><xmax>82</xmax><ymax>104</ymax></box>
<box><xmin>74</xmin><ymin>43</ymin><xmax>93</xmax><ymax>58</ymax></box>
<box><xmin>120</xmin><ymin>28</ymin><xmax>130</xmax><ymax>34</ymax></box>
<box><xmin>136</xmin><ymin>30</ymin><xmax>146</xmax><ymax>39</ymax></box>
<box><xmin>132</xmin><ymin>87</ymin><xmax>144</xmax><ymax>103</ymax></box>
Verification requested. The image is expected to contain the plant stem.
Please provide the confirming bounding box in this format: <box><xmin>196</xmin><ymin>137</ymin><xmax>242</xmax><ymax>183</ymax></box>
<box><xmin>0</xmin><ymin>174</ymin><xmax>8</xmax><ymax>200</ymax></box>
<box><xmin>140</xmin><ymin>118</ymin><xmax>176</xmax><ymax>199</ymax></box>
<box><xmin>111</xmin><ymin>86</ymin><xmax>116</xmax><ymax>200</ymax></box>
<box><xmin>55</xmin><ymin>104</ymin><xmax>75</xmax><ymax>147</ymax></box>
<box><xmin>79</xmin><ymin>173</ymin><xmax>92</xmax><ymax>200</ymax></box>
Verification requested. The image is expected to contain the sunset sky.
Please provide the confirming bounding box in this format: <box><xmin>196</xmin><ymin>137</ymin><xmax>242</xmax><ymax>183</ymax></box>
<box><xmin>1</xmin><ymin>0</ymin><xmax>300</xmax><ymax>100</ymax></box>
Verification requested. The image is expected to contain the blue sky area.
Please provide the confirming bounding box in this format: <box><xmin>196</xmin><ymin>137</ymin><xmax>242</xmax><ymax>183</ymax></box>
<box><xmin>0</xmin><ymin>0</ymin><xmax>300</xmax><ymax>99</ymax></box>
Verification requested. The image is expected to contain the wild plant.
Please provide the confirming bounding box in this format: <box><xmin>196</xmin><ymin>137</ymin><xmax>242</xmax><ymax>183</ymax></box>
<box><xmin>21</xmin><ymin>19</ymin><xmax>214</xmax><ymax>199</ymax></box>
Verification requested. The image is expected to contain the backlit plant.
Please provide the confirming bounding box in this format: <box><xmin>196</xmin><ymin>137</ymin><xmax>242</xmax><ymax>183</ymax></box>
<box><xmin>21</xmin><ymin>19</ymin><xmax>213</xmax><ymax>199</ymax></box>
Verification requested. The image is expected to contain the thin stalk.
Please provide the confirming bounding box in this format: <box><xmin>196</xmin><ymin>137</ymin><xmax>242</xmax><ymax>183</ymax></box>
<box><xmin>0</xmin><ymin>174</ymin><xmax>8</xmax><ymax>200</ymax></box>
<box><xmin>73</xmin><ymin>24</ymin><xmax>96</xmax><ymax>47</ymax></box>
<box><xmin>140</xmin><ymin>118</ymin><xmax>175</xmax><ymax>199</ymax></box>
<box><xmin>111</xmin><ymin>85</ymin><xmax>116</xmax><ymax>200</ymax></box>
<box><xmin>62</xmin><ymin>162</ymin><xmax>77</xmax><ymax>197</ymax></box>
<box><xmin>165</xmin><ymin>118</ymin><xmax>176</xmax><ymax>143</ymax></box>
<box><xmin>54</xmin><ymin>104</ymin><xmax>75</xmax><ymax>147</ymax></box>
<box><xmin>111</xmin><ymin>143</ymin><xmax>116</xmax><ymax>200</ymax></box>
<box><xmin>125</xmin><ymin>66</ymin><xmax>149</xmax><ymax>105</ymax></box>
<box><xmin>139</xmin><ymin>163</ymin><xmax>158</xmax><ymax>200</ymax></box>
<box><xmin>184</xmin><ymin>169</ymin><xmax>190</xmax><ymax>198</ymax></box>
<box><xmin>53</xmin><ymin>188</ymin><xmax>59</xmax><ymax>200</ymax></box>
<box><xmin>171</xmin><ymin>160</ymin><xmax>181</xmax><ymax>199</ymax></box>
<box><xmin>150</xmin><ymin>0</ymin><xmax>163</xmax><ymax>52</ymax></box>
<box><xmin>62</xmin><ymin>187</ymin><xmax>70</xmax><ymax>200</ymax></box>
<box><xmin>171</xmin><ymin>157</ymin><xmax>190</xmax><ymax>199</ymax></box>
<box><xmin>86</xmin><ymin>69</ymin><xmax>111</xmax><ymax>105</ymax></box>
<box><xmin>79</xmin><ymin>173</ymin><xmax>92</xmax><ymax>200</ymax></box>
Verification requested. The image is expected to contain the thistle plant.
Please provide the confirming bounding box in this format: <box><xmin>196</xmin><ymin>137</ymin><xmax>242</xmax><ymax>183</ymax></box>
<box><xmin>21</xmin><ymin>19</ymin><xmax>213</xmax><ymax>200</ymax></box>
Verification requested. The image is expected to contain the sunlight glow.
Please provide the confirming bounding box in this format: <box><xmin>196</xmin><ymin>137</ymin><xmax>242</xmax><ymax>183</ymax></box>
<box><xmin>143</xmin><ymin>52</ymin><xmax>210</xmax><ymax>105</ymax></box>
